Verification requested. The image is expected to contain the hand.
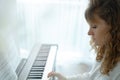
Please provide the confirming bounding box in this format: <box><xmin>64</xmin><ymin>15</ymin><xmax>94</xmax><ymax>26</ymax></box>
<box><xmin>47</xmin><ymin>71</ymin><xmax>66</xmax><ymax>80</ymax></box>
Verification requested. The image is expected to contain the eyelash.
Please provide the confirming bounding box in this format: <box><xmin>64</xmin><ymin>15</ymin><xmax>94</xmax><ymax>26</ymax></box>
<box><xmin>92</xmin><ymin>25</ymin><xmax>97</xmax><ymax>28</ymax></box>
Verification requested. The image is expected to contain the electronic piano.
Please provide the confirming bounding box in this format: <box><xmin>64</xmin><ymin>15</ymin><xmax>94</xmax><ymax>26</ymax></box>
<box><xmin>16</xmin><ymin>44</ymin><xmax>58</xmax><ymax>80</ymax></box>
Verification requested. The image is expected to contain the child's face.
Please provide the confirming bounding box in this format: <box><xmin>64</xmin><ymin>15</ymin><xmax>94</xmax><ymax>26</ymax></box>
<box><xmin>87</xmin><ymin>15</ymin><xmax>110</xmax><ymax>46</ymax></box>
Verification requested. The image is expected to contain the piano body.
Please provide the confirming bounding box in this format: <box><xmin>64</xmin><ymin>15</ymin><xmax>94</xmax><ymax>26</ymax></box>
<box><xmin>16</xmin><ymin>44</ymin><xmax>58</xmax><ymax>80</ymax></box>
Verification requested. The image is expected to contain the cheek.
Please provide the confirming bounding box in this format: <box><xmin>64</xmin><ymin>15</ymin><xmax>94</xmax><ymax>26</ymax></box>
<box><xmin>95</xmin><ymin>31</ymin><xmax>105</xmax><ymax>44</ymax></box>
<box><xmin>97</xmin><ymin>32</ymin><xmax>108</xmax><ymax>45</ymax></box>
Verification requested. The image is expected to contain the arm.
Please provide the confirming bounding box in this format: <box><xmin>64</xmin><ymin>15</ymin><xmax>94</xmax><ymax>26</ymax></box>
<box><xmin>47</xmin><ymin>71</ymin><xmax>90</xmax><ymax>80</ymax></box>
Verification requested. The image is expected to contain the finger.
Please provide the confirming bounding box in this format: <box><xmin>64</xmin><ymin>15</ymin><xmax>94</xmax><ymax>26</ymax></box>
<box><xmin>47</xmin><ymin>71</ymin><xmax>55</xmax><ymax>77</ymax></box>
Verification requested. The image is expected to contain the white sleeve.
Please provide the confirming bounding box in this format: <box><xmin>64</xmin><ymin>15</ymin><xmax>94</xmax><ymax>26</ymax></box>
<box><xmin>109</xmin><ymin>63</ymin><xmax>120</xmax><ymax>80</ymax></box>
<box><xmin>110</xmin><ymin>72</ymin><xmax>120</xmax><ymax>80</ymax></box>
<box><xmin>66</xmin><ymin>72</ymin><xmax>90</xmax><ymax>80</ymax></box>
<box><xmin>115</xmin><ymin>74</ymin><xmax>120</xmax><ymax>80</ymax></box>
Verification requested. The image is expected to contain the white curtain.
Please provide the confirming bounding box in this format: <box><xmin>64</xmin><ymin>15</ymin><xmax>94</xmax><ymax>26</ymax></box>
<box><xmin>0</xmin><ymin>0</ymin><xmax>20</xmax><ymax>79</ymax></box>
<box><xmin>0</xmin><ymin>32</ymin><xmax>18</xmax><ymax>80</ymax></box>
<box><xmin>17</xmin><ymin>0</ymin><xmax>95</xmax><ymax>76</ymax></box>
<box><xmin>17</xmin><ymin>0</ymin><xmax>91</xmax><ymax>55</ymax></box>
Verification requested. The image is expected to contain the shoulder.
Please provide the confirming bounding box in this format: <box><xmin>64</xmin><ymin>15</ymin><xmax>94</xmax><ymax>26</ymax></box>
<box><xmin>109</xmin><ymin>62</ymin><xmax>120</xmax><ymax>80</ymax></box>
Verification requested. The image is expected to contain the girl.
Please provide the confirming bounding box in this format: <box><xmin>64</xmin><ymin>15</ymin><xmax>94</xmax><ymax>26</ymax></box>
<box><xmin>48</xmin><ymin>0</ymin><xmax>120</xmax><ymax>80</ymax></box>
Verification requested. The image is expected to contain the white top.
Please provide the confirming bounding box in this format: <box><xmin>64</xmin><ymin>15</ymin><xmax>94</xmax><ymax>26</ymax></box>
<box><xmin>66</xmin><ymin>61</ymin><xmax>120</xmax><ymax>80</ymax></box>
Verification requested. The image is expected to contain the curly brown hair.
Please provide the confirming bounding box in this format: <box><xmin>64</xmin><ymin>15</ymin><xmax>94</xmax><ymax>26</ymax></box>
<box><xmin>85</xmin><ymin>0</ymin><xmax>120</xmax><ymax>75</ymax></box>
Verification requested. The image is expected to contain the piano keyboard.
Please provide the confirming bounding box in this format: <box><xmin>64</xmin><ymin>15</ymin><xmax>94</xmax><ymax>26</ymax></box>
<box><xmin>27</xmin><ymin>44</ymin><xmax>50</xmax><ymax>79</ymax></box>
<box><xmin>17</xmin><ymin>44</ymin><xmax>58</xmax><ymax>80</ymax></box>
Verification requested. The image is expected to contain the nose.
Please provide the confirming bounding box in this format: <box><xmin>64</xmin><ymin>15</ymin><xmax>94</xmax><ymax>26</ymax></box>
<box><xmin>88</xmin><ymin>28</ymin><xmax>93</xmax><ymax>35</ymax></box>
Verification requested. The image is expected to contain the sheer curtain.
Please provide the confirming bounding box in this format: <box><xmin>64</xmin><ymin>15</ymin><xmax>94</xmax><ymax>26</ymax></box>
<box><xmin>17</xmin><ymin>0</ymin><xmax>94</xmax><ymax>75</ymax></box>
<box><xmin>0</xmin><ymin>0</ymin><xmax>20</xmax><ymax>79</ymax></box>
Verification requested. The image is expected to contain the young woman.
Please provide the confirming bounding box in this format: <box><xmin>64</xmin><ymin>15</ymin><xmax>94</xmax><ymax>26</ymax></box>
<box><xmin>47</xmin><ymin>0</ymin><xmax>120</xmax><ymax>80</ymax></box>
